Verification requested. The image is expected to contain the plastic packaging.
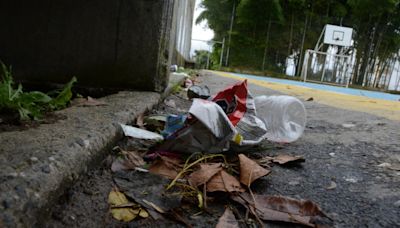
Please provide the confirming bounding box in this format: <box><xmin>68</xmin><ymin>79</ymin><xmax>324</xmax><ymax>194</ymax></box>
<box><xmin>254</xmin><ymin>95</ymin><xmax>306</xmax><ymax>143</ymax></box>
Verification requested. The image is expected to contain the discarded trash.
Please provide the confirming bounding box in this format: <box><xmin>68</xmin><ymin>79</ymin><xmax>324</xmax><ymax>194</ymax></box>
<box><xmin>232</xmin><ymin>193</ymin><xmax>329</xmax><ymax>227</ymax></box>
<box><xmin>120</xmin><ymin>124</ymin><xmax>163</xmax><ymax>141</ymax></box>
<box><xmin>157</xmin><ymin>99</ymin><xmax>236</xmax><ymax>153</ymax></box>
<box><xmin>184</xmin><ymin>78</ymin><xmax>194</xmax><ymax>88</ymax></box>
<box><xmin>254</xmin><ymin>95</ymin><xmax>306</xmax><ymax>143</ymax></box>
<box><xmin>216</xmin><ymin>208</ymin><xmax>239</xmax><ymax>228</ymax></box>
<box><xmin>161</xmin><ymin>114</ymin><xmax>187</xmax><ymax>138</ymax></box>
<box><xmin>342</xmin><ymin>123</ymin><xmax>356</xmax><ymax>128</ymax></box>
<box><xmin>187</xmin><ymin>85</ymin><xmax>211</xmax><ymax>100</ymax></box>
<box><xmin>213</xmin><ymin>80</ymin><xmax>268</xmax><ymax>146</ymax></box>
<box><xmin>170</xmin><ymin>64</ymin><xmax>178</xmax><ymax>72</ymax></box>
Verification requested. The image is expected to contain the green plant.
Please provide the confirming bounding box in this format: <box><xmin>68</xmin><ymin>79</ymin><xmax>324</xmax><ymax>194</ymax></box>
<box><xmin>0</xmin><ymin>62</ymin><xmax>76</xmax><ymax>121</ymax></box>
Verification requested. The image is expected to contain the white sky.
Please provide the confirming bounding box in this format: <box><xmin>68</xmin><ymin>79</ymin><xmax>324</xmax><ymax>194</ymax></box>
<box><xmin>190</xmin><ymin>0</ymin><xmax>214</xmax><ymax>57</ymax></box>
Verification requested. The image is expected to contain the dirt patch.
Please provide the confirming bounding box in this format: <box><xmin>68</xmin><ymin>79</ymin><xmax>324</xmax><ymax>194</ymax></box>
<box><xmin>0</xmin><ymin>112</ymin><xmax>67</xmax><ymax>133</ymax></box>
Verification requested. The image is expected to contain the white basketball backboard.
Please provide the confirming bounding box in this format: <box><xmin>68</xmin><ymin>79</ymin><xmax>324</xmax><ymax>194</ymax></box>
<box><xmin>323</xmin><ymin>24</ymin><xmax>353</xmax><ymax>47</ymax></box>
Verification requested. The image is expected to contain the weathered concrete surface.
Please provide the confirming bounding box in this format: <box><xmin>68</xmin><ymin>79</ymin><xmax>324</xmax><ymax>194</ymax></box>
<box><xmin>0</xmin><ymin>0</ymin><xmax>175</xmax><ymax>92</ymax></box>
<box><xmin>0</xmin><ymin>74</ymin><xmax>186</xmax><ymax>227</ymax></box>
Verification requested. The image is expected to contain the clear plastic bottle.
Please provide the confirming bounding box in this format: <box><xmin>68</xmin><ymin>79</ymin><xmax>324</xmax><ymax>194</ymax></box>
<box><xmin>254</xmin><ymin>95</ymin><xmax>307</xmax><ymax>143</ymax></box>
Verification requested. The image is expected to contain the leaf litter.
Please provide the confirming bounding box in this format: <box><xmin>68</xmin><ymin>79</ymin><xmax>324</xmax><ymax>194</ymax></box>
<box><xmin>104</xmin><ymin>83</ymin><xmax>331</xmax><ymax>227</ymax></box>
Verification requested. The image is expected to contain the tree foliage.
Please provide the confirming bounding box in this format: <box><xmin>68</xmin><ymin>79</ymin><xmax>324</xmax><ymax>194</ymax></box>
<box><xmin>197</xmin><ymin>0</ymin><xmax>400</xmax><ymax>88</ymax></box>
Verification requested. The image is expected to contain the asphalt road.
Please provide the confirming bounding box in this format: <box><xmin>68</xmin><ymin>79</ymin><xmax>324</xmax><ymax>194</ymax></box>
<box><xmin>44</xmin><ymin>70</ymin><xmax>400</xmax><ymax>228</ymax></box>
<box><xmin>202</xmin><ymin>71</ymin><xmax>400</xmax><ymax>227</ymax></box>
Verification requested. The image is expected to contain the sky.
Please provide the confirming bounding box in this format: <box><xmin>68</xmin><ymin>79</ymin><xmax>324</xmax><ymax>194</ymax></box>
<box><xmin>190</xmin><ymin>0</ymin><xmax>214</xmax><ymax>57</ymax></box>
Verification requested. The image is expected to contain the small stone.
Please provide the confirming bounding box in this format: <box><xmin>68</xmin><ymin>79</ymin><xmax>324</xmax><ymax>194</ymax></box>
<box><xmin>48</xmin><ymin>156</ymin><xmax>56</xmax><ymax>162</ymax></box>
<box><xmin>288</xmin><ymin>180</ymin><xmax>300</xmax><ymax>186</ymax></box>
<box><xmin>41</xmin><ymin>165</ymin><xmax>51</xmax><ymax>174</ymax></box>
<box><xmin>394</xmin><ymin>200</ymin><xmax>400</xmax><ymax>207</ymax></box>
<box><xmin>377</xmin><ymin>162</ymin><xmax>391</xmax><ymax>168</ymax></box>
<box><xmin>344</xmin><ymin>177</ymin><xmax>357</xmax><ymax>183</ymax></box>
<box><xmin>329</xmin><ymin>153</ymin><xmax>335</xmax><ymax>157</ymax></box>
<box><xmin>30</xmin><ymin>157</ymin><xmax>39</xmax><ymax>163</ymax></box>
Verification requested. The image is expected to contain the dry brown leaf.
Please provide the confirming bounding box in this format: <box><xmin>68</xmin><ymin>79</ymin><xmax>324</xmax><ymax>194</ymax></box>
<box><xmin>111</xmin><ymin>150</ymin><xmax>145</xmax><ymax>172</ymax></box>
<box><xmin>272</xmin><ymin>154</ymin><xmax>305</xmax><ymax>165</ymax></box>
<box><xmin>188</xmin><ymin>163</ymin><xmax>222</xmax><ymax>187</ymax></box>
<box><xmin>149</xmin><ymin>156</ymin><xmax>182</xmax><ymax>179</ymax></box>
<box><xmin>108</xmin><ymin>190</ymin><xmax>139</xmax><ymax>222</ymax></box>
<box><xmin>136</xmin><ymin>113</ymin><xmax>145</xmax><ymax>129</ymax></box>
<box><xmin>239</xmin><ymin>154</ymin><xmax>271</xmax><ymax>186</ymax></box>
<box><xmin>74</xmin><ymin>96</ymin><xmax>107</xmax><ymax>107</ymax></box>
<box><xmin>232</xmin><ymin>193</ymin><xmax>328</xmax><ymax>227</ymax></box>
<box><xmin>216</xmin><ymin>208</ymin><xmax>239</xmax><ymax>228</ymax></box>
<box><xmin>207</xmin><ymin>170</ymin><xmax>245</xmax><ymax>193</ymax></box>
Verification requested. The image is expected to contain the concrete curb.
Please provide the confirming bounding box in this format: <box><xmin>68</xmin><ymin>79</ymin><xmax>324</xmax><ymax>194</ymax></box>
<box><xmin>0</xmin><ymin>74</ymin><xmax>186</xmax><ymax>227</ymax></box>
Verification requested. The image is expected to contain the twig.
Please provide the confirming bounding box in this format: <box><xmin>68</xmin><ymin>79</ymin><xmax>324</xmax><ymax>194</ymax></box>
<box><xmin>166</xmin><ymin>154</ymin><xmax>226</xmax><ymax>190</ymax></box>
<box><xmin>203</xmin><ymin>183</ymin><xmax>207</xmax><ymax>209</ymax></box>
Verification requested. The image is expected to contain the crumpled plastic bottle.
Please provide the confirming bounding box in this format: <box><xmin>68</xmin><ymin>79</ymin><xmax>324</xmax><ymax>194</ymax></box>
<box><xmin>254</xmin><ymin>95</ymin><xmax>307</xmax><ymax>143</ymax></box>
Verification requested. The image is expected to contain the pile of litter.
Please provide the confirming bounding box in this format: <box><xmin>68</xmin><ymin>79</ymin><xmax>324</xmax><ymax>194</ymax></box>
<box><xmin>107</xmin><ymin>78</ymin><xmax>331</xmax><ymax>227</ymax></box>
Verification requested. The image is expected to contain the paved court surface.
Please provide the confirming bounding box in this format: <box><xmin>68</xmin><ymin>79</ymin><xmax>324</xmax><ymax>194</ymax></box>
<box><xmin>212</xmin><ymin>71</ymin><xmax>400</xmax><ymax>121</ymax></box>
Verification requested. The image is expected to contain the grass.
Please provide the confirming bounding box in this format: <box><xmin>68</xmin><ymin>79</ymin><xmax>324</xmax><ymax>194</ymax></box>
<box><xmin>0</xmin><ymin>62</ymin><xmax>76</xmax><ymax>121</ymax></box>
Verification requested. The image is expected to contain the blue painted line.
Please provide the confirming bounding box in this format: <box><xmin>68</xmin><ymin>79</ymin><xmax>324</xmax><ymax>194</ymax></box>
<box><xmin>231</xmin><ymin>72</ymin><xmax>400</xmax><ymax>101</ymax></box>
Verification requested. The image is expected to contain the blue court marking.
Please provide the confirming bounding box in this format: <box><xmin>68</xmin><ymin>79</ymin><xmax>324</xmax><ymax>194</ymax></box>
<box><xmin>230</xmin><ymin>72</ymin><xmax>400</xmax><ymax>101</ymax></box>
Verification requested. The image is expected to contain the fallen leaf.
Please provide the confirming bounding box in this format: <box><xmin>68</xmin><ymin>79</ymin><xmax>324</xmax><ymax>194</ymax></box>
<box><xmin>136</xmin><ymin>113</ymin><xmax>145</xmax><ymax>129</ymax></box>
<box><xmin>216</xmin><ymin>208</ymin><xmax>239</xmax><ymax>228</ymax></box>
<box><xmin>111</xmin><ymin>150</ymin><xmax>145</xmax><ymax>172</ymax></box>
<box><xmin>232</xmin><ymin>193</ymin><xmax>329</xmax><ymax>227</ymax></box>
<box><xmin>149</xmin><ymin>156</ymin><xmax>183</xmax><ymax>179</ymax></box>
<box><xmin>188</xmin><ymin>163</ymin><xmax>222</xmax><ymax>187</ymax></box>
<box><xmin>108</xmin><ymin>190</ymin><xmax>139</xmax><ymax>222</ymax></box>
<box><xmin>74</xmin><ymin>96</ymin><xmax>107</xmax><ymax>107</ymax></box>
<box><xmin>114</xmin><ymin>171</ymin><xmax>182</xmax><ymax>220</ymax></box>
<box><xmin>239</xmin><ymin>154</ymin><xmax>271</xmax><ymax>186</ymax></box>
<box><xmin>326</xmin><ymin>181</ymin><xmax>337</xmax><ymax>190</ymax></box>
<box><xmin>138</xmin><ymin>208</ymin><xmax>149</xmax><ymax>218</ymax></box>
<box><xmin>144</xmin><ymin>115</ymin><xmax>167</xmax><ymax>131</ymax></box>
<box><xmin>207</xmin><ymin>170</ymin><xmax>245</xmax><ymax>193</ymax></box>
<box><xmin>143</xmin><ymin>199</ymin><xmax>166</xmax><ymax>214</ymax></box>
<box><xmin>272</xmin><ymin>154</ymin><xmax>305</xmax><ymax>165</ymax></box>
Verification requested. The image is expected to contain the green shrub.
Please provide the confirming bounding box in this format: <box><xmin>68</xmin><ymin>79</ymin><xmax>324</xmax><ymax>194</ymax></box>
<box><xmin>0</xmin><ymin>62</ymin><xmax>76</xmax><ymax>121</ymax></box>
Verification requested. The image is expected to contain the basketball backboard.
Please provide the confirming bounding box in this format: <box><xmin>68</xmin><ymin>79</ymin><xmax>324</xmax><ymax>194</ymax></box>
<box><xmin>323</xmin><ymin>24</ymin><xmax>353</xmax><ymax>47</ymax></box>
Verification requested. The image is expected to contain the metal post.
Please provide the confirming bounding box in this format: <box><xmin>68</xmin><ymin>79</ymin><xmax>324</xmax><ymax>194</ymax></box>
<box><xmin>297</xmin><ymin>14</ymin><xmax>308</xmax><ymax>76</ymax></box>
<box><xmin>219</xmin><ymin>37</ymin><xmax>225</xmax><ymax>69</ymax></box>
<box><xmin>206</xmin><ymin>45</ymin><xmax>211</xmax><ymax>69</ymax></box>
<box><xmin>225</xmin><ymin>0</ymin><xmax>236</xmax><ymax>67</ymax></box>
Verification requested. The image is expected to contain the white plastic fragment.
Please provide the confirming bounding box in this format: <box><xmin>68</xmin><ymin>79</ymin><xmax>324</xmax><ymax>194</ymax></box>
<box><xmin>120</xmin><ymin>124</ymin><xmax>163</xmax><ymax>140</ymax></box>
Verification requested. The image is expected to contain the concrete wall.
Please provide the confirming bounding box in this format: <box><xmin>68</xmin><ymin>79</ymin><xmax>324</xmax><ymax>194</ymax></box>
<box><xmin>0</xmin><ymin>0</ymin><xmax>175</xmax><ymax>92</ymax></box>
<box><xmin>171</xmin><ymin>0</ymin><xmax>196</xmax><ymax>66</ymax></box>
